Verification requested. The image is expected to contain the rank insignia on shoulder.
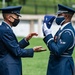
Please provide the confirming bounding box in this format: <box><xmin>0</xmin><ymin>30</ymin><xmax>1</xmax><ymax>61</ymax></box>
<box><xmin>60</xmin><ymin>39</ymin><xmax>66</xmax><ymax>44</ymax></box>
<box><xmin>6</xmin><ymin>26</ymin><xmax>9</xmax><ymax>29</ymax></box>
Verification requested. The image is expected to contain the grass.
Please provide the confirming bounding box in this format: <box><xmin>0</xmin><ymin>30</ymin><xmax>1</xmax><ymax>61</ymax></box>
<box><xmin>17</xmin><ymin>37</ymin><xmax>75</xmax><ymax>75</ymax></box>
<box><xmin>17</xmin><ymin>37</ymin><xmax>49</xmax><ymax>75</ymax></box>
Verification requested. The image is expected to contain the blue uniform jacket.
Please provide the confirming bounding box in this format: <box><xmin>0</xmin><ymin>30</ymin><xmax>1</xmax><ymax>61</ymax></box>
<box><xmin>43</xmin><ymin>23</ymin><xmax>75</xmax><ymax>75</ymax></box>
<box><xmin>0</xmin><ymin>22</ymin><xmax>34</xmax><ymax>75</ymax></box>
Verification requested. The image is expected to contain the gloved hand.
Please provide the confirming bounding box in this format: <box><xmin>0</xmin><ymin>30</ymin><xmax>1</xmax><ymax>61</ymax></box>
<box><xmin>42</xmin><ymin>15</ymin><xmax>55</xmax><ymax>36</ymax></box>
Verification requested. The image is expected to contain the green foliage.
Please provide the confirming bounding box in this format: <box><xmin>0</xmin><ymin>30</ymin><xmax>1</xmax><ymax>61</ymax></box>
<box><xmin>0</xmin><ymin>0</ymin><xmax>75</xmax><ymax>14</ymax></box>
<box><xmin>17</xmin><ymin>37</ymin><xmax>75</xmax><ymax>75</ymax></box>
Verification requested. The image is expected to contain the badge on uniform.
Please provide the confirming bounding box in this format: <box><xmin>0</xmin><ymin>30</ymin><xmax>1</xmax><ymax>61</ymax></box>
<box><xmin>54</xmin><ymin>36</ymin><xmax>57</xmax><ymax>42</ymax></box>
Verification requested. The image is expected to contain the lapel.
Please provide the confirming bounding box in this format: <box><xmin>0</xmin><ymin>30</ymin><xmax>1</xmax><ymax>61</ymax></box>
<box><xmin>2</xmin><ymin>22</ymin><xmax>13</xmax><ymax>32</ymax></box>
<box><xmin>1</xmin><ymin>22</ymin><xmax>18</xmax><ymax>42</ymax></box>
<box><xmin>54</xmin><ymin>28</ymin><xmax>61</xmax><ymax>42</ymax></box>
<box><xmin>54</xmin><ymin>23</ymin><xmax>72</xmax><ymax>42</ymax></box>
<box><xmin>62</xmin><ymin>23</ymin><xmax>71</xmax><ymax>30</ymax></box>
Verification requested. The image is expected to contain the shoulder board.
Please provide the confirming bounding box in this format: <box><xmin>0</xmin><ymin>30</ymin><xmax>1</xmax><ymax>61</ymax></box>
<box><xmin>59</xmin><ymin>29</ymin><xmax>75</xmax><ymax>50</ymax></box>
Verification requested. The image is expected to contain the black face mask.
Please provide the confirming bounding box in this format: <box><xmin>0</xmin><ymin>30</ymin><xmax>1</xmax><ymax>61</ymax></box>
<box><xmin>12</xmin><ymin>19</ymin><xmax>20</xmax><ymax>27</ymax></box>
<box><xmin>11</xmin><ymin>16</ymin><xmax>20</xmax><ymax>27</ymax></box>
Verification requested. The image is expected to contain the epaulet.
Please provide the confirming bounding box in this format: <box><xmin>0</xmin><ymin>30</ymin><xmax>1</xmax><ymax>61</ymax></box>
<box><xmin>59</xmin><ymin>29</ymin><xmax>75</xmax><ymax>50</ymax></box>
<box><xmin>59</xmin><ymin>29</ymin><xmax>74</xmax><ymax>37</ymax></box>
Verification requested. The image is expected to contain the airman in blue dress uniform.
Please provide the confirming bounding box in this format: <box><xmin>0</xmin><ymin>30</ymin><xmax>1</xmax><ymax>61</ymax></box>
<box><xmin>42</xmin><ymin>4</ymin><xmax>75</xmax><ymax>75</ymax></box>
<box><xmin>0</xmin><ymin>6</ymin><xmax>46</xmax><ymax>75</ymax></box>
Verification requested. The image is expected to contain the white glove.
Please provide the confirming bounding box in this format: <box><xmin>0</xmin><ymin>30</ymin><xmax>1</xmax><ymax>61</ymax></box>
<box><xmin>42</xmin><ymin>23</ymin><xmax>52</xmax><ymax>36</ymax></box>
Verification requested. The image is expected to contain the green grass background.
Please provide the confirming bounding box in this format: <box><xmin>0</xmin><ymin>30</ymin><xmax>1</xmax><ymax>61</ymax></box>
<box><xmin>17</xmin><ymin>37</ymin><xmax>75</xmax><ymax>75</ymax></box>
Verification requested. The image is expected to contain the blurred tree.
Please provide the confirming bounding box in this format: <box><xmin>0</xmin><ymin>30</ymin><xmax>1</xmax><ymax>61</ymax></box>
<box><xmin>5</xmin><ymin>0</ymin><xmax>12</xmax><ymax>2</ymax></box>
<box><xmin>5</xmin><ymin>0</ymin><xmax>12</xmax><ymax>6</ymax></box>
<box><xmin>62</xmin><ymin>0</ymin><xmax>72</xmax><ymax>7</ymax></box>
<box><xmin>19</xmin><ymin>0</ymin><xmax>27</xmax><ymax>5</ymax></box>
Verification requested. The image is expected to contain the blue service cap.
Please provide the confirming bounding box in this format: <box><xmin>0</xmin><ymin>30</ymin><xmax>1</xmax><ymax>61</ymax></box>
<box><xmin>57</xmin><ymin>4</ymin><xmax>75</xmax><ymax>15</ymax></box>
<box><xmin>0</xmin><ymin>6</ymin><xmax>22</xmax><ymax>16</ymax></box>
<box><xmin>43</xmin><ymin>15</ymin><xmax>55</xmax><ymax>29</ymax></box>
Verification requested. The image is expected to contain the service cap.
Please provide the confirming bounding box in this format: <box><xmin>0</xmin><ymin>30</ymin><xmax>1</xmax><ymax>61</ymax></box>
<box><xmin>0</xmin><ymin>6</ymin><xmax>22</xmax><ymax>16</ymax></box>
<box><xmin>57</xmin><ymin>4</ymin><xmax>75</xmax><ymax>15</ymax></box>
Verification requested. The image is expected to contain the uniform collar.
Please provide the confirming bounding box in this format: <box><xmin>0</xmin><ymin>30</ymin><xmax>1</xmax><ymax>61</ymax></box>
<box><xmin>2</xmin><ymin>21</ymin><xmax>14</xmax><ymax>32</ymax></box>
<box><xmin>3</xmin><ymin>21</ymin><xmax>12</xmax><ymax>29</ymax></box>
<box><xmin>60</xmin><ymin>22</ymin><xmax>71</xmax><ymax>30</ymax></box>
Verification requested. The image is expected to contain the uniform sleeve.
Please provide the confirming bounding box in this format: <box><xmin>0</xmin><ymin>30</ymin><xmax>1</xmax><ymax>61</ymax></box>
<box><xmin>19</xmin><ymin>38</ymin><xmax>29</xmax><ymax>48</ymax></box>
<box><xmin>43</xmin><ymin>31</ymin><xmax>74</xmax><ymax>56</ymax></box>
<box><xmin>1</xmin><ymin>31</ymin><xmax>34</xmax><ymax>57</ymax></box>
